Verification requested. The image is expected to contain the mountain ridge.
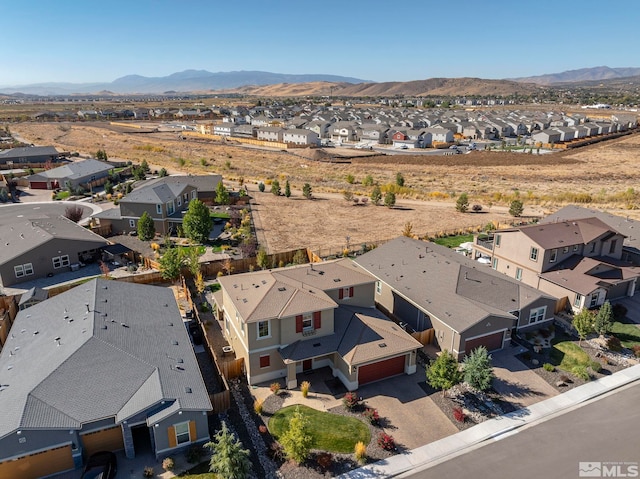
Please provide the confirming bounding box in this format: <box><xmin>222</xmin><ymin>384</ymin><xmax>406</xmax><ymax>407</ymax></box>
<box><xmin>513</xmin><ymin>66</ymin><xmax>640</xmax><ymax>84</ymax></box>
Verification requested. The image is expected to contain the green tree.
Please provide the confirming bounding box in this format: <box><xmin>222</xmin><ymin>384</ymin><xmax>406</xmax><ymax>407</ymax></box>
<box><xmin>456</xmin><ymin>193</ymin><xmax>469</xmax><ymax>213</ymax></box>
<box><xmin>216</xmin><ymin>181</ymin><xmax>230</xmax><ymax>205</ymax></box>
<box><xmin>104</xmin><ymin>180</ymin><xmax>114</xmax><ymax>195</ymax></box>
<box><xmin>370</xmin><ymin>185</ymin><xmax>382</xmax><ymax>205</ymax></box>
<box><xmin>258</xmin><ymin>182</ymin><xmax>265</xmax><ymax>192</ymax></box>
<box><xmin>292</xmin><ymin>250</ymin><xmax>307</xmax><ymax>265</ymax></box>
<box><xmin>137</xmin><ymin>211</ymin><xmax>155</xmax><ymax>241</ymax></box>
<box><xmin>573</xmin><ymin>308</ymin><xmax>595</xmax><ymax>345</ymax></box>
<box><xmin>285</xmin><ymin>180</ymin><xmax>291</xmax><ymax>198</ymax></box>
<box><xmin>158</xmin><ymin>167</ymin><xmax>168</xmax><ymax>177</ymax></box>
<box><xmin>96</xmin><ymin>149</ymin><xmax>108</xmax><ymax>160</ymax></box>
<box><xmin>186</xmin><ymin>247</ymin><xmax>201</xmax><ymax>277</ymax></box>
<box><xmin>133</xmin><ymin>166</ymin><xmax>146</xmax><ymax>181</ymax></box>
<box><xmin>279</xmin><ymin>407</ymin><xmax>312</xmax><ymax>465</ymax></box>
<box><xmin>256</xmin><ymin>247</ymin><xmax>269</xmax><ymax>270</ymax></box>
<box><xmin>345</xmin><ymin>174</ymin><xmax>355</xmax><ymax>184</ymax></box>
<box><xmin>140</xmin><ymin>159</ymin><xmax>150</xmax><ymax>173</ymax></box>
<box><xmin>396</xmin><ymin>172</ymin><xmax>405</xmax><ymax>187</ymax></box>
<box><xmin>159</xmin><ymin>247</ymin><xmax>183</xmax><ymax>283</ymax></box>
<box><xmin>363</xmin><ymin>175</ymin><xmax>374</xmax><ymax>186</ymax></box>
<box><xmin>302</xmin><ymin>183</ymin><xmax>312</xmax><ymax>199</ymax></box>
<box><xmin>463</xmin><ymin>346</ymin><xmax>494</xmax><ymax>391</ymax></box>
<box><xmin>271</xmin><ymin>179</ymin><xmax>281</xmax><ymax>196</ymax></box>
<box><xmin>384</xmin><ymin>191</ymin><xmax>396</xmax><ymax>207</ymax></box>
<box><xmin>509</xmin><ymin>199</ymin><xmax>524</xmax><ymax>217</ymax></box>
<box><xmin>402</xmin><ymin>221</ymin><xmax>414</xmax><ymax>237</ymax></box>
<box><xmin>205</xmin><ymin>421</ymin><xmax>252</xmax><ymax>479</ymax></box>
<box><xmin>182</xmin><ymin>199</ymin><xmax>212</xmax><ymax>243</ymax></box>
<box><xmin>594</xmin><ymin>300</ymin><xmax>613</xmax><ymax>337</ymax></box>
<box><xmin>426</xmin><ymin>350</ymin><xmax>462</xmax><ymax>397</ymax></box>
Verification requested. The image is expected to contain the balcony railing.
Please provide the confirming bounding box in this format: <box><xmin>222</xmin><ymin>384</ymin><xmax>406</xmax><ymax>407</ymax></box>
<box><xmin>475</xmin><ymin>237</ymin><xmax>494</xmax><ymax>251</ymax></box>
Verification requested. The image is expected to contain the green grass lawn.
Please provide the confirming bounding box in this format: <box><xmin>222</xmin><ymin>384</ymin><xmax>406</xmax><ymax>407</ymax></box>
<box><xmin>269</xmin><ymin>405</ymin><xmax>370</xmax><ymax>453</ymax></box>
<box><xmin>211</xmin><ymin>212</ymin><xmax>231</xmax><ymax>219</ymax></box>
<box><xmin>432</xmin><ymin>233</ymin><xmax>474</xmax><ymax>248</ymax></box>
<box><xmin>549</xmin><ymin>340</ymin><xmax>600</xmax><ymax>377</ymax></box>
<box><xmin>611</xmin><ymin>321</ymin><xmax>640</xmax><ymax>348</ymax></box>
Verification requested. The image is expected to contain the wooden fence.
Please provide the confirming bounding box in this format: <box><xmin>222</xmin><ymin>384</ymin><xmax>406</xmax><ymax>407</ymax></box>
<box><xmin>0</xmin><ymin>296</ymin><xmax>18</xmax><ymax>350</ymax></box>
<box><xmin>412</xmin><ymin>328</ymin><xmax>435</xmax><ymax>346</ymax></box>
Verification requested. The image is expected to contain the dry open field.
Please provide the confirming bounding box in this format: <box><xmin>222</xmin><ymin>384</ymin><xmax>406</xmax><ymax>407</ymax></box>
<box><xmin>10</xmin><ymin>121</ymin><xmax>640</xmax><ymax>252</ymax></box>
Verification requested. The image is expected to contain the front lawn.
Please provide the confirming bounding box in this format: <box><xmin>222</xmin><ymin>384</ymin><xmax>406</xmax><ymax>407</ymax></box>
<box><xmin>269</xmin><ymin>404</ymin><xmax>370</xmax><ymax>453</ymax></box>
<box><xmin>611</xmin><ymin>321</ymin><xmax>640</xmax><ymax>348</ymax></box>
<box><xmin>432</xmin><ymin>233</ymin><xmax>474</xmax><ymax>248</ymax></box>
<box><xmin>549</xmin><ymin>340</ymin><xmax>599</xmax><ymax>375</ymax></box>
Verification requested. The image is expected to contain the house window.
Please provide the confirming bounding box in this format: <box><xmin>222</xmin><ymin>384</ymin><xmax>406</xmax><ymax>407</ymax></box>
<box><xmin>259</xmin><ymin>355</ymin><xmax>270</xmax><ymax>368</ymax></box>
<box><xmin>192</xmin><ymin>191</ymin><xmax>197</xmax><ymax>199</ymax></box>
<box><xmin>573</xmin><ymin>244</ymin><xmax>579</xmax><ymax>252</ymax></box>
<box><xmin>495</xmin><ymin>234</ymin><xmax>501</xmax><ymax>247</ymax></box>
<box><xmin>14</xmin><ymin>263</ymin><xmax>34</xmax><ymax>278</ymax></box>
<box><xmin>338</xmin><ymin>287</ymin><xmax>354</xmax><ymax>299</ymax></box>
<box><xmin>376</xmin><ymin>281</ymin><xmax>382</xmax><ymax>295</ymax></box>
<box><xmin>174</xmin><ymin>422</ymin><xmax>191</xmax><ymax>445</ymax></box>
<box><xmin>574</xmin><ymin>293</ymin><xmax>582</xmax><ymax>308</ymax></box>
<box><xmin>529</xmin><ymin>306</ymin><xmax>546</xmax><ymax>323</ymax></box>
<box><xmin>492</xmin><ymin>258</ymin><xmax>498</xmax><ymax>270</ymax></box>
<box><xmin>529</xmin><ymin>247</ymin><xmax>538</xmax><ymax>261</ymax></box>
<box><xmin>563</xmin><ymin>246</ymin><xmax>569</xmax><ymax>254</ymax></box>
<box><xmin>515</xmin><ymin>267</ymin><xmax>522</xmax><ymax>281</ymax></box>
<box><xmin>177</xmin><ymin>196</ymin><xmax>182</xmax><ymax>207</ymax></box>
<box><xmin>302</xmin><ymin>313</ymin><xmax>313</xmax><ymax>331</ymax></box>
<box><xmin>156</xmin><ymin>204</ymin><xmax>162</xmax><ymax>215</ymax></box>
<box><xmin>590</xmin><ymin>293</ymin><xmax>598</xmax><ymax>308</ymax></box>
<box><xmin>129</xmin><ymin>219</ymin><xmax>135</xmax><ymax>228</ymax></box>
<box><xmin>183</xmin><ymin>193</ymin><xmax>188</xmax><ymax>203</ymax></box>
<box><xmin>590</xmin><ymin>242</ymin><xmax>596</xmax><ymax>253</ymax></box>
<box><xmin>257</xmin><ymin>320</ymin><xmax>270</xmax><ymax>339</ymax></box>
<box><xmin>52</xmin><ymin>255</ymin><xmax>70</xmax><ymax>269</ymax></box>
<box><xmin>167</xmin><ymin>201</ymin><xmax>175</xmax><ymax>216</ymax></box>
<box><xmin>610</xmin><ymin>239</ymin><xmax>617</xmax><ymax>254</ymax></box>
<box><xmin>550</xmin><ymin>249</ymin><xmax>557</xmax><ymax>263</ymax></box>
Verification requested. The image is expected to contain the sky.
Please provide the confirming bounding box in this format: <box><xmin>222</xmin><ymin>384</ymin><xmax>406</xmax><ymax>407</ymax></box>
<box><xmin>2</xmin><ymin>0</ymin><xmax>639</xmax><ymax>86</ymax></box>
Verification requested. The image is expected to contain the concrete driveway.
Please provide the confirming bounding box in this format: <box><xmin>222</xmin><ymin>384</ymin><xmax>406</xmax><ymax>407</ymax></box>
<box><xmin>612</xmin><ymin>295</ymin><xmax>640</xmax><ymax>324</ymax></box>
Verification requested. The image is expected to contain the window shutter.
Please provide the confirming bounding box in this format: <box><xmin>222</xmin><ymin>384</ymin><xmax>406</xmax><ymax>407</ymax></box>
<box><xmin>349</xmin><ymin>287</ymin><xmax>354</xmax><ymax>297</ymax></box>
<box><xmin>313</xmin><ymin>311</ymin><xmax>321</xmax><ymax>329</ymax></box>
<box><xmin>189</xmin><ymin>421</ymin><xmax>197</xmax><ymax>442</ymax></box>
<box><xmin>338</xmin><ymin>288</ymin><xmax>344</xmax><ymax>299</ymax></box>
<box><xmin>296</xmin><ymin>315</ymin><xmax>303</xmax><ymax>333</ymax></box>
<box><xmin>167</xmin><ymin>426</ymin><xmax>177</xmax><ymax>448</ymax></box>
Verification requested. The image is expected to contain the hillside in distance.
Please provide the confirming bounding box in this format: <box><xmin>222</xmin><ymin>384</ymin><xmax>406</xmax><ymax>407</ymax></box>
<box><xmin>229</xmin><ymin>77</ymin><xmax>542</xmax><ymax>97</ymax></box>
<box><xmin>514</xmin><ymin>66</ymin><xmax>640</xmax><ymax>85</ymax></box>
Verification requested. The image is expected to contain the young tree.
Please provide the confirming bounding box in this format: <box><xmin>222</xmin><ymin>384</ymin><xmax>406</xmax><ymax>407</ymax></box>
<box><xmin>509</xmin><ymin>199</ymin><xmax>524</xmax><ymax>217</ymax></box>
<box><xmin>456</xmin><ymin>193</ymin><xmax>469</xmax><ymax>213</ymax></box>
<box><xmin>573</xmin><ymin>308</ymin><xmax>595</xmax><ymax>345</ymax></box>
<box><xmin>140</xmin><ymin>159</ymin><xmax>150</xmax><ymax>173</ymax></box>
<box><xmin>104</xmin><ymin>180</ymin><xmax>114</xmax><ymax>195</ymax></box>
<box><xmin>363</xmin><ymin>174</ymin><xmax>374</xmax><ymax>186</ymax></box>
<box><xmin>384</xmin><ymin>191</ymin><xmax>396</xmax><ymax>208</ymax></box>
<box><xmin>158</xmin><ymin>167</ymin><xmax>168</xmax><ymax>177</ymax></box>
<box><xmin>292</xmin><ymin>249</ymin><xmax>308</xmax><ymax>265</ymax></box>
<box><xmin>195</xmin><ymin>271</ymin><xmax>206</xmax><ymax>295</ymax></box>
<box><xmin>396</xmin><ymin>172</ymin><xmax>405</xmax><ymax>187</ymax></box>
<box><xmin>271</xmin><ymin>179</ymin><xmax>281</xmax><ymax>196</ymax></box>
<box><xmin>256</xmin><ymin>247</ymin><xmax>269</xmax><ymax>270</ymax></box>
<box><xmin>186</xmin><ymin>247</ymin><xmax>201</xmax><ymax>277</ymax></box>
<box><xmin>215</xmin><ymin>181</ymin><xmax>230</xmax><ymax>205</ymax></box>
<box><xmin>63</xmin><ymin>205</ymin><xmax>84</xmax><ymax>223</ymax></box>
<box><xmin>182</xmin><ymin>199</ymin><xmax>212</xmax><ymax>243</ymax></box>
<box><xmin>205</xmin><ymin>421</ymin><xmax>252</xmax><ymax>479</ymax></box>
<box><xmin>370</xmin><ymin>185</ymin><xmax>382</xmax><ymax>205</ymax></box>
<box><xmin>284</xmin><ymin>180</ymin><xmax>291</xmax><ymax>198</ymax></box>
<box><xmin>258</xmin><ymin>182</ymin><xmax>265</xmax><ymax>192</ymax></box>
<box><xmin>402</xmin><ymin>221</ymin><xmax>414</xmax><ymax>238</ymax></box>
<box><xmin>159</xmin><ymin>247</ymin><xmax>183</xmax><ymax>283</ymax></box>
<box><xmin>426</xmin><ymin>350</ymin><xmax>462</xmax><ymax>397</ymax></box>
<box><xmin>279</xmin><ymin>407</ymin><xmax>312</xmax><ymax>465</ymax></box>
<box><xmin>594</xmin><ymin>300</ymin><xmax>613</xmax><ymax>337</ymax></box>
<box><xmin>463</xmin><ymin>346</ymin><xmax>494</xmax><ymax>391</ymax></box>
<box><xmin>302</xmin><ymin>183</ymin><xmax>312</xmax><ymax>199</ymax></box>
<box><xmin>137</xmin><ymin>211</ymin><xmax>156</xmax><ymax>241</ymax></box>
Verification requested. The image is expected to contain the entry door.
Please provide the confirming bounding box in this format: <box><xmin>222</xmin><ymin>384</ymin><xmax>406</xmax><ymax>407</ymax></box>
<box><xmin>302</xmin><ymin>359</ymin><xmax>312</xmax><ymax>371</ymax></box>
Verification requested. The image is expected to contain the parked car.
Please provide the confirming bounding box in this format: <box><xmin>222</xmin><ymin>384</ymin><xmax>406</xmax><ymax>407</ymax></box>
<box><xmin>81</xmin><ymin>451</ymin><xmax>117</xmax><ymax>479</ymax></box>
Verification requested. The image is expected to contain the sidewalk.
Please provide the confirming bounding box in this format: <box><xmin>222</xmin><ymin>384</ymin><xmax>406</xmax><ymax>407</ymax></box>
<box><xmin>338</xmin><ymin>364</ymin><xmax>640</xmax><ymax>478</ymax></box>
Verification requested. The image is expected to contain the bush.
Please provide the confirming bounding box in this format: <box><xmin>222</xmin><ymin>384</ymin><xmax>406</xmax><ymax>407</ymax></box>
<box><xmin>270</xmin><ymin>382</ymin><xmax>281</xmax><ymax>395</ymax></box>
<box><xmin>452</xmin><ymin>407</ymin><xmax>466</xmax><ymax>423</ymax></box>
<box><xmin>258</xmin><ymin>425</ymin><xmax>267</xmax><ymax>434</ymax></box>
<box><xmin>559</xmin><ymin>374</ymin><xmax>572</xmax><ymax>383</ymax></box>
<box><xmin>300</xmin><ymin>381</ymin><xmax>310</xmax><ymax>398</ymax></box>
<box><xmin>143</xmin><ymin>466</ymin><xmax>154</xmax><ymax>477</ymax></box>
<box><xmin>258</xmin><ymin>182</ymin><xmax>265</xmax><ymax>192</ymax></box>
<box><xmin>607</xmin><ymin>336</ymin><xmax>622</xmax><ymax>352</ymax></box>
<box><xmin>571</xmin><ymin>365</ymin><xmax>590</xmax><ymax>381</ymax></box>
<box><xmin>543</xmin><ymin>363</ymin><xmax>555</xmax><ymax>372</ymax></box>
<box><xmin>363</xmin><ymin>407</ymin><xmax>380</xmax><ymax>425</ymax></box>
<box><xmin>342</xmin><ymin>392</ymin><xmax>362</xmax><ymax>411</ymax></box>
<box><xmin>471</xmin><ymin>204</ymin><xmax>483</xmax><ymax>213</ymax></box>
<box><xmin>377</xmin><ymin>432</ymin><xmax>396</xmax><ymax>451</ymax></box>
<box><xmin>162</xmin><ymin>457</ymin><xmax>174</xmax><ymax>471</ymax></box>
<box><xmin>254</xmin><ymin>398</ymin><xmax>264</xmax><ymax>415</ymax></box>
<box><xmin>316</xmin><ymin>452</ymin><xmax>333</xmax><ymax>472</ymax></box>
<box><xmin>590</xmin><ymin>361</ymin><xmax>602</xmax><ymax>373</ymax></box>
<box><xmin>354</xmin><ymin>441</ymin><xmax>367</xmax><ymax>464</ymax></box>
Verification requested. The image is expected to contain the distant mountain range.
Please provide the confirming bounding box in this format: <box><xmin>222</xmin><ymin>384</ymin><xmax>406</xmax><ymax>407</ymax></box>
<box><xmin>513</xmin><ymin>66</ymin><xmax>640</xmax><ymax>85</ymax></box>
<box><xmin>1</xmin><ymin>66</ymin><xmax>638</xmax><ymax>97</ymax></box>
<box><xmin>0</xmin><ymin>70</ymin><xmax>369</xmax><ymax>95</ymax></box>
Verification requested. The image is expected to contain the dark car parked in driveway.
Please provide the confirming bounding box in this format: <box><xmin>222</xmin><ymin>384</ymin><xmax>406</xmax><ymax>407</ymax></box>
<box><xmin>81</xmin><ymin>451</ymin><xmax>117</xmax><ymax>479</ymax></box>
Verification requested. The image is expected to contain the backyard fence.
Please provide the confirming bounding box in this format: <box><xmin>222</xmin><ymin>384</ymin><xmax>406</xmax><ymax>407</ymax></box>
<box><xmin>412</xmin><ymin>328</ymin><xmax>435</xmax><ymax>346</ymax></box>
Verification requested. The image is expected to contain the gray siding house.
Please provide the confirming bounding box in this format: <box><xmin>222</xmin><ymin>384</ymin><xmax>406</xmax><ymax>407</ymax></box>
<box><xmin>0</xmin><ymin>146</ymin><xmax>61</xmax><ymax>166</ymax></box>
<box><xmin>25</xmin><ymin>158</ymin><xmax>113</xmax><ymax>190</ymax></box>
<box><xmin>0</xmin><ymin>279</ymin><xmax>212</xmax><ymax>479</ymax></box>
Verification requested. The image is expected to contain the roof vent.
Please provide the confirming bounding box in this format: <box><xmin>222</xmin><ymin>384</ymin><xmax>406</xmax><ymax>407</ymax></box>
<box><xmin>168</xmin><ymin>322</ymin><xmax>173</xmax><ymax>327</ymax></box>
<box><xmin>173</xmin><ymin>340</ymin><xmax>179</xmax><ymax>345</ymax></box>
<box><xmin>121</xmin><ymin>323</ymin><xmax>129</xmax><ymax>328</ymax></box>
<box><xmin>101</xmin><ymin>325</ymin><xmax>107</xmax><ymax>330</ymax></box>
<box><xmin>54</xmin><ymin>336</ymin><xmax>60</xmax><ymax>341</ymax></box>
<box><xmin>333</xmin><ymin>278</ymin><xmax>341</xmax><ymax>282</ymax></box>
<box><xmin>278</xmin><ymin>287</ymin><xmax>286</xmax><ymax>292</ymax></box>
<box><xmin>318</xmin><ymin>271</ymin><xmax>325</xmax><ymax>275</ymax></box>
<box><xmin>185</xmin><ymin>387</ymin><xmax>192</xmax><ymax>393</ymax></box>
<box><xmin>33</xmin><ymin>331</ymin><xmax>39</xmax><ymax>335</ymax></box>
<box><xmin>378</xmin><ymin>343</ymin><xmax>387</xmax><ymax>348</ymax></box>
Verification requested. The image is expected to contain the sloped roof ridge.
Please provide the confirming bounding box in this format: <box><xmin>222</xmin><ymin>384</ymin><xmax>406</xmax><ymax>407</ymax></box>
<box><xmin>21</xmin><ymin>393</ymin><xmax>81</xmax><ymax>428</ymax></box>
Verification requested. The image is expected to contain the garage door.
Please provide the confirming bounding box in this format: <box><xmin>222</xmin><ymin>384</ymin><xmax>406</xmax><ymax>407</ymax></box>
<box><xmin>0</xmin><ymin>444</ymin><xmax>73</xmax><ymax>479</ymax></box>
<box><xmin>464</xmin><ymin>331</ymin><xmax>504</xmax><ymax>355</ymax></box>
<box><xmin>358</xmin><ymin>355</ymin><xmax>406</xmax><ymax>385</ymax></box>
<box><xmin>81</xmin><ymin>426</ymin><xmax>124</xmax><ymax>456</ymax></box>
<box><xmin>608</xmin><ymin>282</ymin><xmax>629</xmax><ymax>300</ymax></box>
<box><xmin>29</xmin><ymin>182</ymin><xmax>48</xmax><ymax>189</ymax></box>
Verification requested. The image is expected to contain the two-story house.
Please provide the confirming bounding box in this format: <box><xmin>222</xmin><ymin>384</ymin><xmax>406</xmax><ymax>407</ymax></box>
<box><xmin>92</xmin><ymin>175</ymin><xmax>221</xmax><ymax>235</ymax></box>
<box><xmin>473</xmin><ymin>217</ymin><xmax>640</xmax><ymax>312</ymax></box>
<box><xmin>216</xmin><ymin>259</ymin><xmax>422</xmax><ymax>391</ymax></box>
<box><xmin>281</xmin><ymin>128</ymin><xmax>319</xmax><ymax>146</ymax></box>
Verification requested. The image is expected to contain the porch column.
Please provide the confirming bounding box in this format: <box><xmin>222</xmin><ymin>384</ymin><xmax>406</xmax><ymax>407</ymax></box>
<box><xmin>627</xmin><ymin>279</ymin><xmax>637</xmax><ymax>297</ymax></box>
<box><xmin>122</xmin><ymin>423</ymin><xmax>135</xmax><ymax>459</ymax></box>
<box><xmin>286</xmin><ymin>362</ymin><xmax>297</xmax><ymax>390</ymax></box>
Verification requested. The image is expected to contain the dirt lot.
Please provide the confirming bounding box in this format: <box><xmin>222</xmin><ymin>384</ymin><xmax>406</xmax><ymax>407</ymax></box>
<box><xmin>10</xmin><ymin>121</ymin><xmax>640</xmax><ymax>252</ymax></box>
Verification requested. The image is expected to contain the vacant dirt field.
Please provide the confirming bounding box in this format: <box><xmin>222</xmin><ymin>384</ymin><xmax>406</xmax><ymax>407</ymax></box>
<box><xmin>10</xmin><ymin>121</ymin><xmax>640</xmax><ymax>252</ymax></box>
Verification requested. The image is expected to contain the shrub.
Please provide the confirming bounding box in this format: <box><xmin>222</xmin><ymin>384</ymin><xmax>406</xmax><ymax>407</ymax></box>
<box><xmin>377</xmin><ymin>432</ymin><xmax>396</xmax><ymax>451</ymax></box>
<box><xmin>162</xmin><ymin>457</ymin><xmax>174</xmax><ymax>471</ymax></box>
<box><xmin>471</xmin><ymin>204</ymin><xmax>483</xmax><ymax>213</ymax></box>
<box><xmin>363</xmin><ymin>407</ymin><xmax>380</xmax><ymax>425</ymax></box>
<box><xmin>354</xmin><ymin>441</ymin><xmax>367</xmax><ymax>464</ymax></box>
<box><xmin>269</xmin><ymin>442</ymin><xmax>285</xmax><ymax>461</ymax></box>
<box><xmin>258</xmin><ymin>182</ymin><xmax>265</xmax><ymax>192</ymax></box>
<box><xmin>258</xmin><ymin>425</ymin><xmax>267</xmax><ymax>434</ymax></box>
<box><xmin>143</xmin><ymin>466</ymin><xmax>154</xmax><ymax>477</ymax></box>
<box><xmin>571</xmin><ymin>365</ymin><xmax>590</xmax><ymax>381</ymax></box>
<box><xmin>590</xmin><ymin>361</ymin><xmax>602</xmax><ymax>373</ymax></box>
<box><xmin>300</xmin><ymin>381</ymin><xmax>310</xmax><ymax>398</ymax></box>
<box><xmin>607</xmin><ymin>336</ymin><xmax>622</xmax><ymax>352</ymax></box>
<box><xmin>633</xmin><ymin>345</ymin><xmax>640</xmax><ymax>358</ymax></box>
<box><xmin>316</xmin><ymin>452</ymin><xmax>333</xmax><ymax>472</ymax></box>
<box><xmin>543</xmin><ymin>363</ymin><xmax>555</xmax><ymax>372</ymax></box>
<box><xmin>254</xmin><ymin>398</ymin><xmax>264</xmax><ymax>415</ymax></box>
<box><xmin>452</xmin><ymin>407</ymin><xmax>466</xmax><ymax>423</ymax></box>
<box><xmin>270</xmin><ymin>382</ymin><xmax>281</xmax><ymax>395</ymax></box>
<box><xmin>559</xmin><ymin>374</ymin><xmax>572</xmax><ymax>383</ymax></box>
<box><xmin>342</xmin><ymin>392</ymin><xmax>362</xmax><ymax>411</ymax></box>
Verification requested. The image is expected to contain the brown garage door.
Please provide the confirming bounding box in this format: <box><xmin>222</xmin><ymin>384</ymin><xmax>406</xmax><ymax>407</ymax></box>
<box><xmin>464</xmin><ymin>331</ymin><xmax>504</xmax><ymax>355</ymax></box>
<box><xmin>29</xmin><ymin>181</ymin><xmax>48</xmax><ymax>189</ymax></box>
<box><xmin>0</xmin><ymin>444</ymin><xmax>73</xmax><ymax>479</ymax></box>
<box><xmin>358</xmin><ymin>355</ymin><xmax>406</xmax><ymax>385</ymax></box>
<box><xmin>81</xmin><ymin>426</ymin><xmax>124</xmax><ymax>456</ymax></box>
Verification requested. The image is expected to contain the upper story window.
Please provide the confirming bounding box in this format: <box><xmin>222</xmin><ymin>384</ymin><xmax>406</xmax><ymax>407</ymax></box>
<box><xmin>376</xmin><ymin>281</ymin><xmax>382</xmax><ymax>295</ymax></box>
<box><xmin>574</xmin><ymin>293</ymin><xmax>582</xmax><ymax>308</ymax></box>
<box><xmin>492</xmin><ymin>257</ymin><xmax>498</xmax><ymax>270</ymax></box>
<box><xmin>515</xmin><ymin>267</ymin><xmax>522</xmax><ymax>281</ymax></box>
<box><xmin>573</xmin><ymin>244</ymin><xmax>579</xmax><ymax>252</ymax></box>
<box><xmin>590</xmin><ymin>293</ymin><xmax>598</xmax><ymax>308</ymax></box>
<box><xmin>549</xmin><ymin>249</ymin><xmax>557</xmax><ymax>263</ymax></box>
<box><xmin>167</xmin><ymin>201</ymin><xmax>175</xmax><ymax>216</ymax></box>
<box><xmin>529</xmin><ymin>306</ymin><xmax>546</xmax><ymax>323</ymax></box>
<box><xmin>302</xmin><ymin>313</ymin><xmax>313</xmax><ymax>331</ymax></box>
<box><xmin>296</xmin><ymin>312</ymin><xmax>321</xmax><ymax>333</ymax></box>
<box><xmin>609</xmin><ymin>239</ymin><xmax>617</xmax><ymax>254</ymax></box>
<box><xmin>14</xmin><ymin>263</ymin><xmax>34</xmax><ymax>278</ymax></box>
<box><xmin>495</xmin><ymin>234</ymin><xmax>501</xmax><ymax>247</ymax></box>
<box><xmin>530</xmin><ymin>247</ymin><xmax>539</xmax><ymax>261</ymax></box>
<box><xmin>338</xmin><ymin>287</ymin><xmax>354</xmax><ymax>299</ymax></box>
<box><xmin>563</xmin><ymin>246</ymin><xmax>569</xmax><ymax>254</ymax></box>
<box><xmin>257</xmin><ymin>320</ymin><xmax>270</xmax><ymax>339</ymax></box>
<box><xmin>156</xmin><ymin>204</ymin><xmax>162</xmax><ymax>215</ymax></box>
<box><xmin>192</xmin><ymin>190</ymin><xmax>197</xmax><ymax>199</ymax></box>
<box><xmin>177</xmin><ymin>196</ymin><xmax>182</xmax><ymax>207</ymax></box>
